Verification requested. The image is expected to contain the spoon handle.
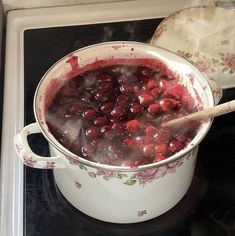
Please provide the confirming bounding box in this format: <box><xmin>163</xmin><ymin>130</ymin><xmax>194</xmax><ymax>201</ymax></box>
<box><xmin>162</xmin><ymin>99</ymin><xmax>235</xmax><ymax>128</ymax></box>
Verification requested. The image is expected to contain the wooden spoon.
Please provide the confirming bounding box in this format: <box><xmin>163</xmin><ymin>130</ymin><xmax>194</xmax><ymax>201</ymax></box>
<box><xmin>162</xmin><ymin>100</ymin><xmax>235</xmax><ymax>129</ymax></box>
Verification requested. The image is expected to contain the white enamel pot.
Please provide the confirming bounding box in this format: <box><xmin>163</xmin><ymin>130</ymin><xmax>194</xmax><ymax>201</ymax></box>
<box><xmin>14</xmin><ymin>41</ymin><xmax>222</xmax><ymax>224</ymax></box>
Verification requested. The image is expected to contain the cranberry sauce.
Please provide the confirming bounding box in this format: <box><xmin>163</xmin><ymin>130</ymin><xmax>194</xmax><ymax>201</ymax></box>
<box><xmin>46</xmin><ymin>64</ymin><xmax>200</xmax><ymax>166</ymax></box>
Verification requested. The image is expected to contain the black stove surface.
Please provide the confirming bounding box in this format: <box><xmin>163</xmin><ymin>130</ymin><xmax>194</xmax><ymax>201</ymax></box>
<box><xmin>24</xmin><ymin>18</ymin><xmax>235</xmax><ymax>236</ymax></box>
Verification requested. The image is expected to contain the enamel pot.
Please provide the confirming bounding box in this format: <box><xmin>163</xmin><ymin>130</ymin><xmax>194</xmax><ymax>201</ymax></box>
<box><xmin>14</xmin><ymin>41</ymin><xmax>222</xmax><ymax>223</ymax></box>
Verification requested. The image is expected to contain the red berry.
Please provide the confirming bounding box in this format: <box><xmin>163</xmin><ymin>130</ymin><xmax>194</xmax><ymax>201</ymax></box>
<box><xmin>94</xmin><ymin>116</ymin><xmax>109</xmax><ymax>127</ymax></box>
<box><xmin>159</xmin><ymin>80</ymin><xmax>170</xmax><ymax>91</ymax></box>
<box><xmin>169</xmin><ymin>140</ymin><xmax>185</xmax><ymax>153</ymax></box>
<box><xmin>163</xmin><ymin>84</ymin><xmax>186</xmax><ymax>99</ymax></box>
<box><xmin>120</xmin><ymin>84</ymin><xmax>133</xmax><ymax>94</ymax></box>
<box><xmin>95</xmin><ymin>91</ymin><xmax>110</xmax><ymax>102</ymax></box>
<box><xmin>142</xmin><ymin>144</ymin><xmax>155</xmax><ymax>157</ymax></box>
<box><xmin>145</xmin><ymin>125</ymin><xmax>157</xmax><ymax>136</ymax></box>
<box><xmin>111</xmin><ymin>106</ymin><xmax>125</xmax><ymax>119</ymax></box>
<box><xmin>126</xmin><ymin>120</ymin><xmax>142</xmax><ymax>134</ymax></box>
<box><xmin>85</xmin><ymin>126</ymin><xmax>100</xmax><ymax>139</ymax></box>
<box><xmin>138</xmin><ymin>93</ymin><xmax>153</xmax><ymax>106</ymax></box>
<box><xmin>100</xmin><ymin>125</ymin><xmax>111</xmax><ymax>136</ymax></box>
<box><xmin>69</xmin><ymin>102</ymin><xmax>84</xmax><ymax>114</ymax></box>
<box><xmin>155</xmin><ymin>143</ymin><xmax>168</xmax><ymax>154</ymax></box>
<box><xmin>101</xmin><ymin>102</ymin><xmax>114</xmax><ymax>113</ymax></box>
<box><xmin>116</xmin><ymin>95</ymin><xmax>129</xmax><ymax>106</ymax></box>
<box><xmin>112</xmin><ymin>122</ymin><xmax>125</xmax><ymax>134</ymax></box>
<box><xmin>122</xmin><ymin>138</ymin><xmax>136</xmax><ymax>147</ymax></box>
<box><xmin>159</xmin><ymin>98</ymin><xmax>179</xmax><ymax>112</ymax></box>
<box><xmin>143</xmin><ymin>79</ymin><xmax>156</xmax><ymax>90</ymax></box>
<box><xmin>150</xmin><ymin>87</ymin><xmax>163</xmax><ymax>97</ymax></box>
<box><xmin>148</xmin><ymin>103</ymin><xmax>161</xmax><ymax>114</ymax></box>
<box><xmin>153</xmin><ymin>153</ymin><xmax>166</xmax><ymax>162</ymax></box>
<box><xmin>153</xmin><ymin>129</ymin><xmax>171</xmax><ymax>143</ymax></box>
<box><xmin>98</xmin><ymin>81</ymin><xmax>113</xmax><ymax>91</ymax></box>
<box><xmin>82</xmin><ymin>109</ymin><xmax>97</xmax><ymax>120</ymax></box>
<box><xmin>130</xmin><ymin>104</ymin><xmax>143</xmax><ymax>115</ymax></box>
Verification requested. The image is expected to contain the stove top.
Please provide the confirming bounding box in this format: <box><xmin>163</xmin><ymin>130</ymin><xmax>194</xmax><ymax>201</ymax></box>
<box><xmin>1</xmin><ymin>1</ymin><xmax>235</xmax><ymax>236</ymax></box>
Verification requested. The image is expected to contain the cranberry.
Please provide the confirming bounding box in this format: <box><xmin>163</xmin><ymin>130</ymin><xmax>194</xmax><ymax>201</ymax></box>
<box><xmin>153</xmin><ymin>153</ymin><xmax>166</xmax><ymax>162</ymax></box>
<box><xmin>100</xmin><ymin>125</ymin><xmax>111</xmax><ymax>136</ymax></box>
<box><xmin>116</xmin><ymin>95</ymin><xmax>129</xmax><ymax>106</ymax></box>
<box><xmin>142</xmin><ymin>144</ymin><xmax>155</xmax><ymax>157</ymax></box>
<box><xmin>155</xmin><ymin>143</ymin><xmax>168</xmax><ymax>154</ymax></box>
<box><xmin>151</xmin><ymin>87</ymin><xmax>163</xmax><ymax>97</ymax></box>
<box><xmin>163</xmin><ymin>84</ymin><xmax>186</xmax><ymax>99</ymax></box>
<box><xmin>122</xmin><ymin>138</ymin><xmax>136</xmax><ymax>147</ymax></box>
<box><xmin>153</xmin><ymin>128</ymin><xmax>170</xmax><ymax>143</ymax></box>
<box><xmin>120</xmin><ymin>84</ymin><xmax>133</xmax><ymax>95</ymax></box>
<box><xmin>159</xmin><ymin>80</ymin><xmax>170</xmax><ymax>91</ymax></box>
<box><xmin>148</xmin><ymin>103</ymin><xmax>161</xmax><ymax>115</ymax></box>
<box><xmin>143</xmin><ymin>79</ymin><xmax>156</xmax><ymax>90</ymax></box>
<box><xmin>94</xmin><ymin>116</ymin><xmax>109</xmax><ymax>127</ymax></box>
<box><xmin>135</xmin><ymin>135</ymin><xmax>152</xmax><ymax>145</ymax></box>
<box><xmin>138</xmin><ymin>93</ymin><xmax>153</xmax><ymax>106</ymax></box>
<box><xmin>111</xmin><ymin>106</ymin><xmax>125</xmax><ymax>119</ymax></box>
<box><xmin>82</xmin><ymin>109</ymin><xmax>97</xmax><ymax>120</ymax></box>
<box><xmin>145</xmin><ymin>125</ymin><xmax>157</xmax><ymax>136</ymax></box>
<box><xmin>133</xmin><ymin>85</ymin><xmax>140</xmax><ymax>94</ymax></box>
<box><xmin>129</xmin><ymin>104</ymin><xmax>143</xmax><ymax>115</ymax></box>
<box><xmin>85</xmin><ymin>126</ymin><xmax>100</xmax><ymax>139</ymax></box>
<box><xmin>112</xmin><ymin>122</ymin><xmax>125</xmax><ymax>134</ymax></box>
<box><xmin>101</xmin><ymin>102</ymin><xmax>114</xmax><ymax>113</ymax></box>
<box><xmin>98</xmin><ymin>81</ymin><xmax>113</xmax><ymax>91</ymax></box>
<box><xmin>126</xmin><ymin>120</ymin><xmax>142</xmax><ymax>134</ymax></box>
<box><xmin>69</xmin><ymin>102</ymin><xmax>84</xmax><ymax>114</ymax></box>
<box><xmin>159</xmin><ymin>98</ymin><xmax>179</xmax><ymax>112</ymax></box>
<box><xmin>169</xmin><ymin>140</ymin><xmax>185</xmax><ymax>153</ymax></box>
<box><xmin>95</xmin><ymin>91</ymin><xmax>110</xmax><ymax>102</ymax></box>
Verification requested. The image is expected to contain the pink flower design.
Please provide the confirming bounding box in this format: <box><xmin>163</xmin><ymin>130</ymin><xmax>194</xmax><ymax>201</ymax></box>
<box><xmin>74</xmin><ymin>180</ymin><xmax>82</xmax><ymax>189</ymax></box>
<box><xmin>67</xmin><ymin>156</ymin><xmax>80</xmax><ymax>166</ymax></box>
<box><xmin>45</xmin><ymin>161</ymin><xmax>56</xmax><ymax>169</ymax></box>
<box><xmin>88</xmin><ymin>172</ymin><xmax>96</xmax><ymax>178</ymax></box>
<box><xmin>135</xmin><ymin>168</ymin><xmax>165</xmax><ymax>183</ymax></box>
<box><xmin>137</xmin><ymin>210</ymin><xmax>147</xmax><ymax>217</ymax></box>
<box><xmin>23</xmin><ymin>155</ymin><xmax>37</xmax><ymax>167</ymax></box>
<box><xmin>96</xmin><ymin>169</ymin><xmax>119</xmax><ymax>179</ymax></box>
<box><xmin>194</xmin><ymin>56</ymin><xmax>212</xmax><ymax>73</ymax></box>
<box><xmin>15</xmin><ymin>143</ymin><xmax>23</xmax><ymax>154</ymax></box>
<box><xmin>223</xmin><ymin>53</ymin><xmax>235</xmax><ymax>71</ymax></box>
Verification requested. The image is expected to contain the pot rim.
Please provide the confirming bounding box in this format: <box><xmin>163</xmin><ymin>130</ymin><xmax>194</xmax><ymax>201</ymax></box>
<box><xmin>34</xmin><ymin>41</ymin><xmax>215</xmax><ymax>172</ymax></box>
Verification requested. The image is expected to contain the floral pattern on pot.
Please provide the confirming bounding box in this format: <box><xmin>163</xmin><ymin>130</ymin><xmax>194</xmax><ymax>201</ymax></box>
<box><xmin>74</xmin><ymin>180</ymin><xmax>82</xmax><ymax>189</ymax></box>
<box><xmin>66</xmin><ymin>149</ymin><xmax>195</xmax><ymax>186</ymax></box>
<box><xmin>14</xmin><ymin>138</ymin><xmax>61</xmax><ymax>169</ymax></box>
<box><xmin>124</xmin><ymin>158</ymin><xmax>184</xmax><ymax>186</ymax></box>
<box><xmin>137</xmin><ymin>210</ymin><xmax>147</xmax><ymax>217</ymax></box>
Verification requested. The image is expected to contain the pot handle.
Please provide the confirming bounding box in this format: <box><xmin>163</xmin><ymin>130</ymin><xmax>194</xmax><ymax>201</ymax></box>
<box><xmin>14</xmin><ymin>123</ymin><xmax>66</xmax><ymax>169</ymax></box>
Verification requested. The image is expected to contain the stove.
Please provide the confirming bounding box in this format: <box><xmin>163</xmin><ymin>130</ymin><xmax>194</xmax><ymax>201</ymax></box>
<box><xmin>1</xmin><ymin>1</ymin><xmax>235</xmax><ymax>236</ymax></box>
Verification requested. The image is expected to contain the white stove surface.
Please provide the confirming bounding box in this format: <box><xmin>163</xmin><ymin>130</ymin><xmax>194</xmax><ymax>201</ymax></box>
<box><xmin>0</xmin><ymin>1</ymin><xmax>210</xmax><ymax>235</ymax></box>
